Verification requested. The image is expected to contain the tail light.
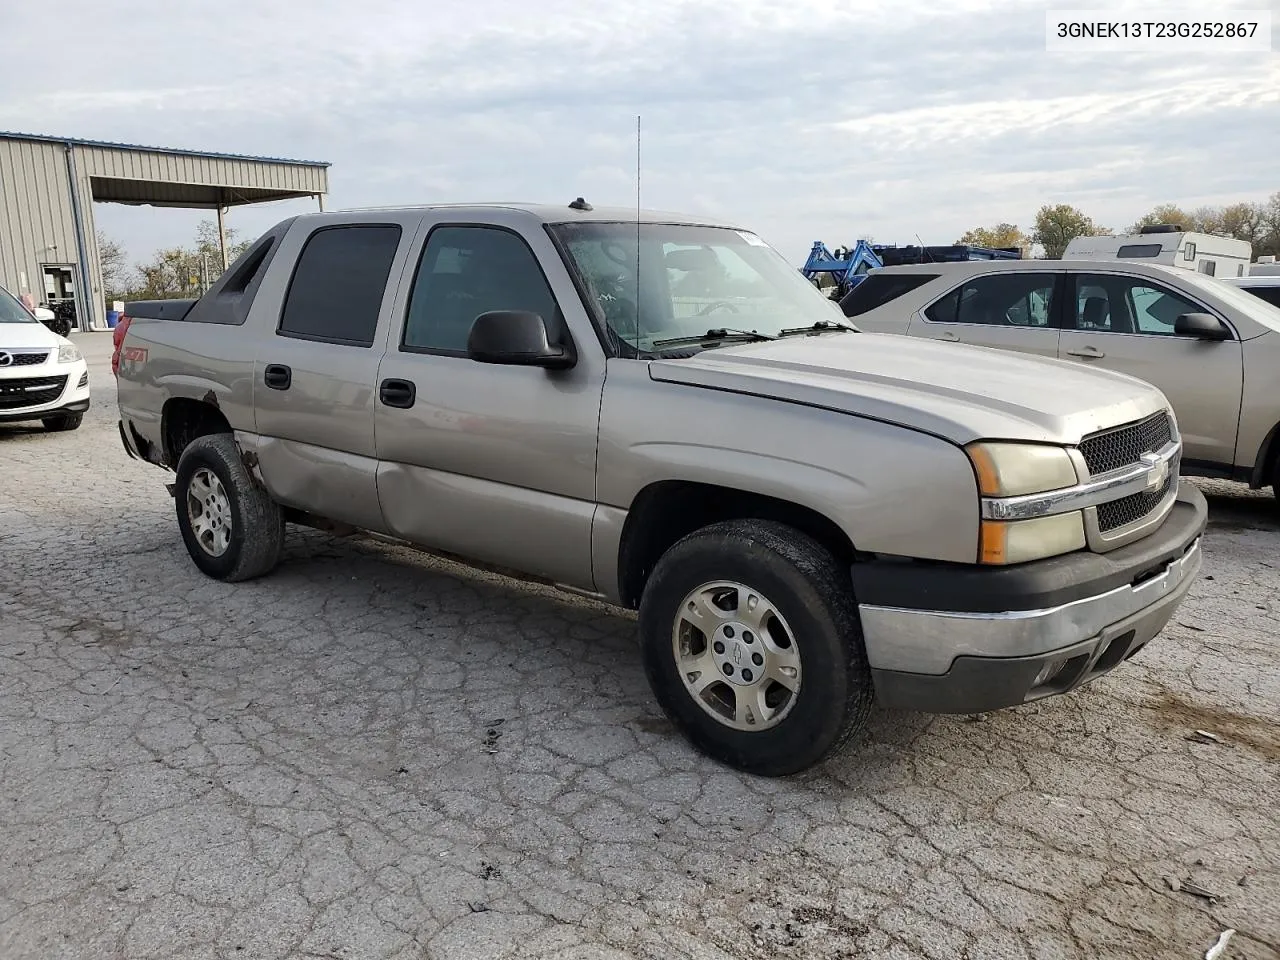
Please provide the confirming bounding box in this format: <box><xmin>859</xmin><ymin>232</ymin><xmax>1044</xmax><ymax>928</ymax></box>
<box><xmin>111</xmin><ymin>316</ymin><xmax>132</xmax><ymax>376</ymax></box>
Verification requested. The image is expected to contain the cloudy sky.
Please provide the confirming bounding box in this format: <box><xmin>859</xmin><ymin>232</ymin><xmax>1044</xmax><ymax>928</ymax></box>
<box><xmin>2</xmin><ymin>0</ymin><xmax>1277</xmax><ymax>265</ymax></box>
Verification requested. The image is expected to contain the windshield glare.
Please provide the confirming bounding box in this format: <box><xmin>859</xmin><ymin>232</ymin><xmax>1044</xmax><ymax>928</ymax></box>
<box><xmin>551</xmin><ymin>222</ymin><xmax>843</xmax><ymax>351</ymax></box>
<box><xmin>0</xmin><ymin>286</ymin><xmax>38</xmax><ymax>324</ymax></box>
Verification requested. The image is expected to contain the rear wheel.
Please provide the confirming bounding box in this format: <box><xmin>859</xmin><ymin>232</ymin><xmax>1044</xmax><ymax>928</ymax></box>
<box><xmin>638</xmin><ymin>519</ymin><xmax>872</xmax><ymax>776</ymax></box>
<box><xmin>174</xmin><ymin>434</ymin><xmax>284</xmax><ymax>582</ymax></box>
<box><xmin>42</xmin><ymin>413</ymin><xmax>83</xmax><ymax>432</ymax></box>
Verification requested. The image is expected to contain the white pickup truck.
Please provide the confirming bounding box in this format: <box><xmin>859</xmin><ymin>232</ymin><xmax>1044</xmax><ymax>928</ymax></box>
<box><xmin>114</xmin><ymin>202</ymin><xmax>1207</xmax><ymax>775</ymax></box>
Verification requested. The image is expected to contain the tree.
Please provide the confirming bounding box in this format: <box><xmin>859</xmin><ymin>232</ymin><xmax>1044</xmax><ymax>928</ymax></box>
<box><xmin>195</xmin><ymin>219</ymin><xmax>252</xmax><ymax>268</ymax></box>
<box><xmin>96</xmin><ymin>231</ymin><xmax>132</xmax><ymax>302</ymax></box>
<box><xmin>1129</xmin><ymin>204</ymin><xmax>1195</xmax><ymax>233</ymax></box>
<box><xmin>1033</xmin><ymin>204</ymin><xmax>1107</xmax><ymax>259</ymax></box>
<box><xmin>1258</xmin><ymin>192</ymin><xmax>1280</xmax><ymax>259</ymax></box>
<box><xmin>114</xmin><ymin>218</ymin><xmax>256</xmax><ymax>300</ymax></box>
<box><xmin>1218</xmin><ymin>202</ymin><xmax>1267</xmax><ymax>245</ymax></box>
<box><xmin>956</xmin><ymin>223</ymin><xmax>1030</xmax><ymax>251</ymax></box>
<box><xmin>129</xmin><ymin>247</ymin><xmax>206</xmax><ymax>300</ymax></box>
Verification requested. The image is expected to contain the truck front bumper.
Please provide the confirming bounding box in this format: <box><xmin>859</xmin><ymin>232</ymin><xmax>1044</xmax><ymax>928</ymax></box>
<box><xmin>855</xmin><ymin>481</ymin><xmax>1207</xmax><ymax>714</ymax></box>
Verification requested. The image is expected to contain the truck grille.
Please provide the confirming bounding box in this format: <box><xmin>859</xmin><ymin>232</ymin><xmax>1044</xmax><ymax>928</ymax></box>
<box><xmin>1079</xmin><ymin>411</ymin><xmax>1173</xmax><ymax>476</ymax></box>
<box><xmin>4</xmin><ymin>352</ymin><xmax>49</xmax><ymax>366</ymax></box>
<box><xmin>1097</xmin><ymin>474</ymin><xmax>1173</xmax><ymax>532</ymax></box>
<box><xmin>0</xmin><ymin>375</ymin><xmax>67</xmax><ymax>410</ymax></box>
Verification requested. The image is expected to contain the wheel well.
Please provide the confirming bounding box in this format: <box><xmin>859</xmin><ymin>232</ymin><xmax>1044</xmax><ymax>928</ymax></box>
<box><xmin>161</xmin><ymin>398</ymin><xmax>232</xmax><ymax>467</ymax></box>
<box><xmin>1256</xmin><ymin>421</ymin><xmax>1280</xmax><ymax>489</ymax></box>
<box><xmin>616</xmin><ymin>481</ymin><xmax>856</xmax><ymax>609</ymax></box>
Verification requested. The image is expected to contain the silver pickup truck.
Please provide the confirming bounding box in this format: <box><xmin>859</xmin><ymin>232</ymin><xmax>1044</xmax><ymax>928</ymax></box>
<box><xmin>115</xmin><ymin>202</ymin><xmax>1207</xmax><ymax>776</ymax></box>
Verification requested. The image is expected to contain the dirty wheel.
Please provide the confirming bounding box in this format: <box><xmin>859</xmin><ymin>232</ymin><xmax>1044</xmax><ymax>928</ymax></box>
<box><xmin>42</xmin><ymin>413</ymin><xmax>83</xmax><ymax>432</ymax></box>
<box><xmin>638</xmin><ymin>520</ymin><xmax>872</xmax><ymax>776</ymax></box>
<box><xmin>174</xmin><ymin>433</ymin><xmax>284</xmax><ymax>582</ymax></box>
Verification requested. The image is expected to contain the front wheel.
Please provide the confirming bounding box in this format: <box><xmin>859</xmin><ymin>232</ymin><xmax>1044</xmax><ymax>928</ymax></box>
<box><xmin>638</xmin><ymin>520</ymin><xmax>872</xmax><ymax>776</ymax></box>
<box><xmin>174</xmin><ymin>434</ymin><xmax>285</xmax><ymax>582</ymax></box>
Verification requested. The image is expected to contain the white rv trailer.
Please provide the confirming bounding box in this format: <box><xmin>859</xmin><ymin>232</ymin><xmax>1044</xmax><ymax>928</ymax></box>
<box><xmin>1246</xmin><ymin>255</ymin><xmax>1280</xmax><ymax>277</ymax></box>
<box><xmin>1063</xmin><ymin>224</ymin><xmax>1252</xmax><ymax>278</ymax></box>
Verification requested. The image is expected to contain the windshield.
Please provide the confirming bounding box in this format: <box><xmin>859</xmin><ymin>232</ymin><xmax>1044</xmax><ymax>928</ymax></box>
<box><xmin>0</xmin><ymin>286</ymin><xmax>38</xmax><ymax>324</ymax></box>
<box><xmin>550</xmin><ymin>222</ymin><xmax>845</xmax><ymax>352</ymax></box>
<box><xmin>1173</xmin><ymin>268</ymin><xmax>1280</xmax><ymax>332</ymax></box>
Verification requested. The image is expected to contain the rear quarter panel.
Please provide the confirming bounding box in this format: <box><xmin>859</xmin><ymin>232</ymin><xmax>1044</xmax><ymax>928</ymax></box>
<box><xmin>116</xmin><ymin>219</ymin><xmax>302</xmax><ymax>456</ymax></box>
<box><xmin>116</xmin><ymin>318</ymin><xmax>257</xmax><ymax>455</ymax></box>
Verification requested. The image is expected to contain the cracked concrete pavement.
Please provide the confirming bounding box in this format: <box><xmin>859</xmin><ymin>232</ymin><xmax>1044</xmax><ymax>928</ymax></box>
<box><xmin>1</xmin><ymin>333</ymin><xmax>1277</xmax><ymax>960</ymax></box>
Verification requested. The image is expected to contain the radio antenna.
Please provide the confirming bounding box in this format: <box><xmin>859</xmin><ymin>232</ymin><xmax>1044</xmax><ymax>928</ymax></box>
<box><xmin>635</xmin><ymin>114</ymin><xmax>641</xmax><ymax>355</ymax></box>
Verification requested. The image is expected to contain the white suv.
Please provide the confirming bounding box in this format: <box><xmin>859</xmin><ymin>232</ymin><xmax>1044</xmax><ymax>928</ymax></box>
<box><xmin>842</xmin><ymin>259</ymin><xmax>1280</xmax><ymax>500</ymax></box>
<box><xmin>1228</xmin><ymin>274</ymin><xmax>1280</xmax><ymax>309</ymax></box>
<box><xmin>0</xmin><ymin>284</ymin><xmax>90</xmax><ymax>432</ymax></box>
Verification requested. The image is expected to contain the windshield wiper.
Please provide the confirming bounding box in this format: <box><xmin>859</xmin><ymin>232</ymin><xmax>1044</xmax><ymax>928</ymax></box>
<box><xmin>777</xmin><ymin>319</ymin><xmax>858</xmax><ymax>337</ymax></box>
<box><xmin>651</xmin><ymin>327</ymin><xmax>778</xmax><ymax>348</ymax></box>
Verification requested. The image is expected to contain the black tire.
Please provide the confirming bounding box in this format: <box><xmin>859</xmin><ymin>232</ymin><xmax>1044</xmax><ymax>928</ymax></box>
<box><xmin>174</xmin><ymin>433</ymin><xmax>285</xmax><ymax>582</ymax></box>
<box><xmin>42</xmin><ymin>413</ymin><xmax>83</xmax><ymax>432</ymax></box>
<box><xmin>638</xmin><ymin>519</ymin><xmax>872</xmax><ymax>777</ymax></box>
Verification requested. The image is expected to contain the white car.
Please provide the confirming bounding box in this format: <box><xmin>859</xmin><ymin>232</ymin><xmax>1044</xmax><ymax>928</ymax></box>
<box><xmin>1228</xmin><ymin>274</ymin><xmax>1280</xmax><ymax>309</ymax></box>
<box><xmin>0</xmin><ymin>284</ymin><xmax>90</xmax><ymax>431</ymax></box>
<box><xmin>842</xmin><ymin>259</ymin><xmax>1280</xmax><ymax>499</ymax></box>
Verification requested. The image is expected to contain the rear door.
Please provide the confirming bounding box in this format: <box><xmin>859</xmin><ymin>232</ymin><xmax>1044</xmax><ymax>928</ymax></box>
<box><xmin>251</xmin><ymin>216</ymin><xmax>420</xmax><ymax>532</ymax></box>
<box><xmin>1056</xmin><ymin>271</ymin><xmax>1244</xmax><ymax>468</ymax></box>
<box><xmin>905</xmin><ymin>271</ymin><xmax>1065</xmax><ymax>358</ymax></box>
<box><xmin>373</xmin><ymin>218</ymin><xmax>605</xmax><ymax>589</ymax></box>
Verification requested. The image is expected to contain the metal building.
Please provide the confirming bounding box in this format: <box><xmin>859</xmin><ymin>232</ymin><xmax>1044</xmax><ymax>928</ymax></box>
<box><xmin>0</xmin><ymin>131</ymin><xmax>329</xmax><ymax>331</ymax></box>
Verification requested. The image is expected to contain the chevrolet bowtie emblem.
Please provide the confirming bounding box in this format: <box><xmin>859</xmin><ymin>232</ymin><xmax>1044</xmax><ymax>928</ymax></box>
<box><xmin>1140</xmin><ymin>452</ymin><xmax>1168</xmax><ymax>493</ymax></box>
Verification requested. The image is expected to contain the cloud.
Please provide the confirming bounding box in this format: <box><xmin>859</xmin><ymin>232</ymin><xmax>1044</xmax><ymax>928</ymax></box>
<box><xmin>0</xmin><ymin>0</ymin><xmax>1275</xmax><ymax>261</ymax></box>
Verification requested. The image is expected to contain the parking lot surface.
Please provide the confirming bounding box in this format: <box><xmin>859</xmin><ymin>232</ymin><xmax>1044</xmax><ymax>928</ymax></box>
<box><xmin>2</xmin><ymin>334</ymin><xmax>1278</xmax><ymax>960</ymax></box>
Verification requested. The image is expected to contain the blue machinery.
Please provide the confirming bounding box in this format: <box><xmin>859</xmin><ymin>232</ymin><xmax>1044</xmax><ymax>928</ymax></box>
<box><xmin>802</xmin><ymin>240</ymin><xmax>1023</xmax><ymax>299</ymax></box>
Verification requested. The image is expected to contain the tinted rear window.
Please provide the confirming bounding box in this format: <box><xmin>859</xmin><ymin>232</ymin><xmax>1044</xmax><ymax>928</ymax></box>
<box><xmin>1116</xmin><ymin>244</ymin><xmax>1163</xmax><ymax>258</ymax></box>
<box><xmin>839</xmin><ymin>273</ymin><xmax>938</xmax><ymax>317</ymax></box>
<box><xmin>279</xmin><ymin>225</ymin><xmax>402</xmax><ymax>346</ymax></box>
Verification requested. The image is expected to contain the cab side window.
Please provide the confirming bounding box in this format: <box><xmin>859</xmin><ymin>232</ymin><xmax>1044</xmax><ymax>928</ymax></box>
<box><xmin>1129</xmin><ymin>283</ymin><xmax>1204</xmax><ymax>335</ymax></box>
<box><xmin>923</xmin><ymin>274</ymin><xmax>1057</xmax><ymax>326</ymax></box>
<box><xmin>402</xmin><ymin>226</ymin><xmax>561</xmax><ymax>354</ymax></box>
<box><xmin>1068</xmin><ymin>274</ymin><xmax>1206</xmax><ymax>336</ymax></box>
<box><xmin>278</xmin><ymin>225</ymin><xmax>403</xmax><ymax>346</ymax></box>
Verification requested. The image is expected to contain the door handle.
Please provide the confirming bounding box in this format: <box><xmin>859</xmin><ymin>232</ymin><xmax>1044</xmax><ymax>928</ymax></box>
<box><xmin>379</xmin><ymin>378</ymin><xmax>416</xmax><ymax>409</ymax></box>
<box><xmin>937</xmin><ymin>331</ymin><xmax>959</xmax><ymax>342</ymax></box>
<box><xmin>1065</xmin><ymin>346</ymin><xmax>1105</xmax><ymax>359</ymax></box>
<box><xmin>263</xmin><ymin>363</ymin><xmax>292</xmax><ymax>390</ymax></box>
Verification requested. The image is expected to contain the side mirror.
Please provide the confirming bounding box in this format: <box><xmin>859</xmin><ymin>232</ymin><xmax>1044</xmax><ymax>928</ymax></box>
<box><xmin>466</xmin><ymin>311</ymin><xmax>576</xmax><ymax>369</ymax></box>
<box><xmin>33</xmin><ymin>307</ymin><xmax>55</xmax><ymax>321</ymax></box>
<box><xmin>1174</xmin><ymin>312</ymin><xmax>1231</xmax><ymax>341</ymax></box>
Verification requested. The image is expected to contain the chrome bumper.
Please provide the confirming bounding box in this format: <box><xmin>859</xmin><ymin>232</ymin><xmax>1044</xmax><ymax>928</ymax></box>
<box><xmin>860</xmin><ymin>536</ymin><xmax>1202</xmax><ymax>677</ymax></box>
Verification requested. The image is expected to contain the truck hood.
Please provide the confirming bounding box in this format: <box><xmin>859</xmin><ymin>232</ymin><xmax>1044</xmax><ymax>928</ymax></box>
<box><xmin>0</xmin><ymin>322</ymin><xmax>59</xmax><ymax>350</ymax></box>
<box><xmin>648</xmin><ymin>332</ymin><xmax>1169</xmax><ymax>446</ymax></box>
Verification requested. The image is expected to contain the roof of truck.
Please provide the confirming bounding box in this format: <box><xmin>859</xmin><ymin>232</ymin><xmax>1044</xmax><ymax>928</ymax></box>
<box><xmin>333</xmin><ymin>201</ymin><xmax>744</xmax><ymax>228</ymax></box>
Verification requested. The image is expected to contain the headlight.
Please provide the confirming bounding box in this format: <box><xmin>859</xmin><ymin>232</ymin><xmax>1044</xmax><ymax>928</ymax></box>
<box><xmin>979</xmin><ymin>513</ymin><xmax>1087</xmax><ymax>565</ymax></box>
<box><xmin>57</xmin><ymin>342</ymin><xmax>82</xmax><ymax>363</ymax></box>
<box><xmin>966</xmin><ymin>442</ymin><xmax>1085</xmax><ymax>564</ymax></box>
<box><xmin>966</xmin><ymin>442</ymin><xmax>1077</xmax><ymax>496</ymax></box>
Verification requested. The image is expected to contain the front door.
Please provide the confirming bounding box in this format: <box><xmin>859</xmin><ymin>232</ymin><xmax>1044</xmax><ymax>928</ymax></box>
<box><xmin>41</xmin><ymin>264</ymin><xmax>77</xmax><ymax>328</ymax></box>
<box><xmin>1057</xmin><ymin>272</ymin><xmax>1244</xmax><ymax>468</ymax></box>
<box><xmin>906</xmin><ymin>271</ymin><xmax>1064</xmax><ymax>358</ymax></box>
<box><xmin>374</xmin><ymin>221</ymin><xmax>604</xmax><ymax>589</ymax></box>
